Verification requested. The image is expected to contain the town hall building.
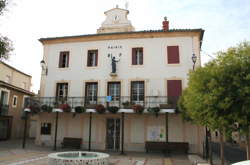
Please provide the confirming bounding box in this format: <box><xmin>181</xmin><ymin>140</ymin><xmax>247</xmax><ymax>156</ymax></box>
<box><xmin>30</xmin><ymin>7</ymin><xmax>205</xmax><ymax>154</ymax></box>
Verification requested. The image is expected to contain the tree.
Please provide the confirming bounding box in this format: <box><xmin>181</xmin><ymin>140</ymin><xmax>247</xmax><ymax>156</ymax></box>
<box><xmin>0</xmin><ymin>0</ymin><xmax>13</xmax><ymax>61</ymax></box>
<box><xmin>179</xmin><ymin>41</ymin><xmax>250</xmax><ymax>164</ymax></box>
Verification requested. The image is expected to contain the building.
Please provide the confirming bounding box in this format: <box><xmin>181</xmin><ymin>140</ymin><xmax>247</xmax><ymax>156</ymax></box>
<box><xmin>33</xmin><ymin>7</ymin><xmax>205</xmax><ymax>154</ymax></box>
<box><xmin>0</xmin><ymin>61</ymin><xmax>34</xmax><ymax>140</ymax></box>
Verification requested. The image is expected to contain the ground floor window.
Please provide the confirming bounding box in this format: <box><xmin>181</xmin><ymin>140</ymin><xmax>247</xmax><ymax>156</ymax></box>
<box><xmin>40</xmin><ymin>123</ymin><xmax>51</xmax><ymax>135</ymax></box>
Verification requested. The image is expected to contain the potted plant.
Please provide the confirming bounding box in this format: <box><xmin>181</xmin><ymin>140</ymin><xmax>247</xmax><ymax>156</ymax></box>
<box><xmin>29</xmin><ymin>103</ymin><xmax>40</xmax><ymax>114</ymax></box>
<box><xmin>148</xmin><ymin>107</ymin><xmax>160</xmax><ymax>117</ymax></box>
<box><xmin>41</xmin><ymin>104</ymin><xmax>53</xmax><ymax>113</ymax></box>
<box><xmin>74</xmin><ymin>106</ymin><xmax>85</xmax><ymax>113</ymax></box>
<box><xmin>132</xmin><ymin>104</ymin><xmax>144</xmax><ymax>114</ymax></box>
<box><xmin>107</xmin><ymin>106</ymin><xmax>119</xmax><ymax>114</ymax></box>
<box><xmin>59</xmin><ymin>103</ymin><xmax>71</xmax><ymax>112</ymax></box>
<box><xmin>122</xmin><ymin>101</ymin><xmax>132</xmax><ymax>109</ymax></box>
<box><xmin>95</xmin><ymin>104</ymin><xmax>106</xmax><ymax>114</ymax></box>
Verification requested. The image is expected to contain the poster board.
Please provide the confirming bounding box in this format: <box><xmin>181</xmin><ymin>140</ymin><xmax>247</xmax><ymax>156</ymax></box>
<box><xmin>147</xmin><ymin>126</ymin><xmax>165</xmax><ymax>141</ymax></box>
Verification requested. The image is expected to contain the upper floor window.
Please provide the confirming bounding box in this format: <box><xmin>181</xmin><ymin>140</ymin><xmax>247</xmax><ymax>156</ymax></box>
<box><xmin>12</xmin><ymin>96</ymin><xmax>18</xmax><ymax>107</ymax></box>
<box><xmin>167</xmin><ymin>46</ymin><xmax>180</xmax><ymax>64</ymax></box>
<box><xmin>59</xmin><ymin>51</ymin><xmax>69</xmax><ymax>68</ymax></box>
<box><xmin>131</xmin><ymin>81</ymin><xmax>144</xmax><ymax>104</ymax></box>
<box><xmin>132</xmin><ymin>48</ymin><xmax>143</xmax><ymax>65</ymax></box>
<box><xmin>87</xmin><ymin>50</ymin><xmax>98</xmax><ymax>67</ymax></box>
<box><xmin>56</xmin><ymin>83</ymin><xmax>68</xmax><ymax>100</ymax></box>
<box><xmin>167</xmin><ymin>80</ymin><xmax>182</xmax><ymax>104</ymax></box>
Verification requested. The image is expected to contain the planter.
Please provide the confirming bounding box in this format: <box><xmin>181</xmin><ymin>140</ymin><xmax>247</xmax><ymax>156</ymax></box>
<box><xmin>132</xmin><ymin>104</ymin><xmax>144</xmax><ymax>114</ymax></box>
<box><xmin>160</xmin><ymin>104</ymin><xmax>174</xmax><ymax>109</ymax></box>
<box><xmin>29</xmin><ymin>104</ymin><xmax>40</xmax><ymax>114</ymax></box>
<box><xmin>41</xmin><ymin>104</ymin><xmax>53</xmax><ymax>113</ymax></box>
<box><xmin>74</xmin><ymin>106</ymin><xmax>86</xmax><ymax>113</ymax></box>
<box><xmin>148</xmin><ymin>107</ymin><xmax>160</xmax><ymax>117</ymax></box>
<box><xmin>122</xmin><ymin>101</ymin><xmax>132</xmax><ymax>109</ymax></box>
<box><xmin>107</xmin><ymin>106</ymin><xmax>119</xmax><ymax>114</ymax></box>
<box><xmin>95</xmin><ymin>104</ymin><xmax>106</xmax><ymax>114</ymax></box>
<box><xmin>59</xmin><ymin>104</ymin><xmax>71</xmax><ymax>112</ymax></box>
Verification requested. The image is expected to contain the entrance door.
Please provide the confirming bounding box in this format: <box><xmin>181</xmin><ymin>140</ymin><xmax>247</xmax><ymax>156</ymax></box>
<box><xmin>106</xmin><ymin>119</ymin><xmax>120</xmax><ymax>151</ymax></box>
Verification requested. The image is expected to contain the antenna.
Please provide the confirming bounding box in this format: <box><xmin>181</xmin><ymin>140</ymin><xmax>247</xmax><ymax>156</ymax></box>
<box><xmin>125</xmin><ymin>1</ymin><xmax>129</xmax><ymax>9</ymax></box>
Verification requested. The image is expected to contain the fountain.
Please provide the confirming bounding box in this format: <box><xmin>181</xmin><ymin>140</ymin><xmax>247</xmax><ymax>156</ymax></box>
<box><xmin>48</xmin><ymin>151</ymin><xmax>109</xmax><ymax>165</ymax></box>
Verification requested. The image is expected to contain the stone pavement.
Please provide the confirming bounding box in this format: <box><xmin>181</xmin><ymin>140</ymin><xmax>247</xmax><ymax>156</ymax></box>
<box><xmin>0</xmin><ymin>140</ymin><xmax>191</xmax><ymax>165</ymax></box>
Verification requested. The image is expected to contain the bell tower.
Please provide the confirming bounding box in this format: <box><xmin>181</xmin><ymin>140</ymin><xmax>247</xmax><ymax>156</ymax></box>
<box><xmin>97</xmin><ymin>6</ymin><xmax>135</xmax><ymax>33</ymax></box>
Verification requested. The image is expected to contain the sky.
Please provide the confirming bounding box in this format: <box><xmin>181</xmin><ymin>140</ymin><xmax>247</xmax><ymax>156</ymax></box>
<box><xmin>0</xmin><ymin>0</ymin><xmax>250</xmax><ymax>93</ymax></box>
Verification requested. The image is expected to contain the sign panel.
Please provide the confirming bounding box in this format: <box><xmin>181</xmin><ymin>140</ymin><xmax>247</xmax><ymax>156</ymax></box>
<box><xmin>147</xmin><ymin>126</ymin><xmax>165</xmax><ymax>141</ymax></box>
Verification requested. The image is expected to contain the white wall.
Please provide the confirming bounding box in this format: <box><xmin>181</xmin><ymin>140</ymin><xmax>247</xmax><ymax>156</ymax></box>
<box><xmin>41</xmin><ymin>36</ymin><xmax>200</xmax><ymax>97</ymax></box>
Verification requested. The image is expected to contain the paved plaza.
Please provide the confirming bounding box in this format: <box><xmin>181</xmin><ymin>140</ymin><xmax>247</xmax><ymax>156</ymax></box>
<box><xmin>0</xmin><ymin>140</ymin><xmax>192</xmax><ymax>165</ymax></box>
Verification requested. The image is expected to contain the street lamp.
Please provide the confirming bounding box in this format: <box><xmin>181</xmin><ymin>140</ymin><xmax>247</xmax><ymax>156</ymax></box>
<box><xmin>52</xmin><ymin>108</ymin><xmax>63</xmax><ymax>150</ymax></box>
<box><xmin>192</xmin><ymin>53</ymin><xmax>197</xmax><ymax>70</ymax></box>
<box><xmin>86</xmin><ymin>109</ymin><xmax>95</xmax><ymax>151</ymax></box>
<box><xmin>40</xmin><ymin>60</ymin><xmax>48</xmax><ymax>75</ymax></box>
<box><xmin>22</xmin><ymin>108</ymin><xmax>31</xmax><ymax>149</ymax></box>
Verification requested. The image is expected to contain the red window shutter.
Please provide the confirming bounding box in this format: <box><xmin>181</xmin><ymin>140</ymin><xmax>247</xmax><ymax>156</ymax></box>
<box><xmin>167</xmin><ymin>80</ymin><xmax>182</xmax><ymax>96</ymax></box>
<box><xmin>87</xmin><ymin>50</ymin><xmax>91</xmax><ymax>66</ymax></box>
<box><xmin>59</xmin><ymin>52</ymin><xmax>63</xmax><ymax>67</ymax></box>
<box><xmin>167</xmin><ymin>46</ymin><xmax>180</xmax><ymax>64</ymax></box>
<box><xmin>66</xmin><ymin>52</ymin><xmax>69</xmax><ymax>67</ymax></box>
<box><xmin>132</xmin><ymin>48</ymin><xmax>136</xmax><ymax>65</ymax></box>
<box><xmin>95</xmin><ymin>50</ymin><xmax>98</xmax><ymax>66</ymax></box>
<box><xmin>140</xmin><ymin>48</ymin><xmax>143</xmax><ymax>65</ymax></box>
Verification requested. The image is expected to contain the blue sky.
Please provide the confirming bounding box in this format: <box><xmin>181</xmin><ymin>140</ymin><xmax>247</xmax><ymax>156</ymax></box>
<box><xmin>0</xmin><ymin>0</ymin><xmax>249</xmax><ymax>92</ymax></box>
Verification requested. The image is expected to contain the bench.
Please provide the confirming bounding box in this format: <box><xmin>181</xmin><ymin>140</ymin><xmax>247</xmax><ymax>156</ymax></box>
<box><xmin>145</xmin><ymin>141</ymin><xmax>189</xmax><ymax>153</ymax></box>
<box><xmin>61</xmin><ymin>137</ymin><xmax>82</xmax><ymax>149</ymax></box>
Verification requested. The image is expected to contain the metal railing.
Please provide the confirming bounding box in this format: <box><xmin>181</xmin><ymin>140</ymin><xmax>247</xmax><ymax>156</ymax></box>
<box><xmin>0</xmin><ymin>104</ymin><xmax>9</xmax><ymax>116</ymax></box>
<box><xmin>26</xmin><ymin>96</ymin><xmax>179</xmax><ymax>112</ymax></box>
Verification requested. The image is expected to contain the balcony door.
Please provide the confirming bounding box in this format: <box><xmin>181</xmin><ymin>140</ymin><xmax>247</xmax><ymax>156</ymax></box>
<box><xmin>85</xmin><ymin>82</ymin><xmax>98</xmax><ymax>105</ymax></box>
<box><xmin>131</xmin><ymin>81</ymin><xmax>144</xmax><ymax>105</ymax></box>
<box><xmin>107</xmin><ymin>82</ymin><xmax>120</xmax><ymax>107</ymax></box>
<box><xmin>0</xmin><ymin>91</ymin><xmax>8</xmax><ymax>105</ymax></box>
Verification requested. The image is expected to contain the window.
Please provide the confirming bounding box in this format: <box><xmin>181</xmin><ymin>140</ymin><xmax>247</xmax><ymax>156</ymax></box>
<box><xmin>131</xmin><ymin>81</ymin><xmax>144</xmax><ymax>104</ymax></box>
<box><xmin>85</xmin><ymin>82</ymin><xmax>98</xmax><ymax>104</ymax></box>
<box><xmin>40</xmin><ymin>123</ymin><xmax>51</xmax><ymax>135</ymax></box>
<box><xmin>132</xmin><ymin>48</ymin><xmax>143</xmax><ymax>65</ymax></box>
<box><xmin>12</xmin><ymin>96</ymin><xmax>18</xmax><ymax>107</ymax></box>
<box><xmin>167</xmin><ymin>80</ymin><xmax>182</xmax><ymax>104</ymax></box>
<box><xmin>56</xmin><ymin>83</ymin><xmax>68</xmax><ymax>101</ymax></box>
<box><xmin>167</xmin><ymin>46</ymin><xmax>180</xmax><ymax>64</ymax></box>
<box><xmin>59</xmin><ymin>51</ymin><xmax>69</xmax><ymax>68</ymax></box>
<box><xmin>108</xmin><ymin>82</ymin><xmax>121</xmax><ymax>101</ymax></box>
<box><xmin>87</xmin><ymin>50</ymin><xmax>98</xmax><ymax>67</ymax></box>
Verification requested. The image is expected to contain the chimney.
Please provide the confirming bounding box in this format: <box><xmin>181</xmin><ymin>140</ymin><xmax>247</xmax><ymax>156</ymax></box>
<box><xmin>162</xmin><ymin>16</ymin><xmax>169</xmax><ymax>31</ymax></box>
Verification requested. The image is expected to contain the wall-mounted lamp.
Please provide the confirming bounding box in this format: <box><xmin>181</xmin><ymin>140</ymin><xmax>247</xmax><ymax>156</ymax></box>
<box><xmin>40</xmin><ymin>60</ymin><xmax>48</xmax><ymax>75</ymax></box>
<box><xmin>192</xmin><ymin>53</ymin><xmax>197</xmax><ymax>70</ymax></box>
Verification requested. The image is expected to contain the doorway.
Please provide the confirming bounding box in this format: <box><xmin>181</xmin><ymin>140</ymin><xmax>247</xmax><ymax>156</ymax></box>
<box><xmin>106</xmin><ymin>118</ymin><xmax>120</xmax><ymax>151</ymax></box>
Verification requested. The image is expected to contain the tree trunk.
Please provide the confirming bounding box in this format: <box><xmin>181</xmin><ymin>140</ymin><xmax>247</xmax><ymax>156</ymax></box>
<box><xmin>219</xmin><ymin>130</ymin><xmax>225</xmax><ymax>165</ymax></box>
<box><xmin>246</xmin><ymin>131</ymin><xmax>250</xmax><ymax>160</ymax></box>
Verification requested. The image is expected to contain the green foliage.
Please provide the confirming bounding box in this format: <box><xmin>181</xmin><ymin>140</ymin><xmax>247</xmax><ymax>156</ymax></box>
<box><xmin>179</xmin><ymin>41</ymin><xmax>250</xmax><ymax>134</ymax></box>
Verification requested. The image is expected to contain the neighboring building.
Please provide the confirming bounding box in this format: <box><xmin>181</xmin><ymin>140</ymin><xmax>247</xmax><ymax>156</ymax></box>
<box><xmin>0</xmin><ymin>61</ymin><xmax>34</xmax><ymax>140</ymax></box>
<box><xmin>34</xmin><ymin>7</ymin><xmax>205</xmax><ymax>154</ymax></box>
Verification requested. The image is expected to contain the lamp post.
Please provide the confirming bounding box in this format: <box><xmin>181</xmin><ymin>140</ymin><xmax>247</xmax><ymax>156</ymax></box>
<box><xmin>22</xmin><ymin>108</ymin><xmax>31</xmax><ymax>149</ymax></box>
<box><xmin>88</xmin><ymin>112</ymin><xmax>92</xmax><ymax>151</ymax></box>
<box><xmin>40</xmin><ymin>60</ymin><xmax>48</xmax><ymax>75</ymax></box>
<box><xmin>120</xmin><ymin>112</ymin><xmax>125</xmax><ymax>155</ymax></box>
<box><xmin>53</xmin><ymin>108</ymin><xmax>62</xmax><ymax>151</ymax></box>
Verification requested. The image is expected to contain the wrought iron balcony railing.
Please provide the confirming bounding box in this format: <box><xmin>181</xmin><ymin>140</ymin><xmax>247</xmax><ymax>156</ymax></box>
<box><xmin>0</xmin><ymin>104</ymin><xmax>9</xmax><ymax>116</ymax></box>
<box><xmin>26</xmin><ymin>96</ymin><xmax>179</xmax><ymax>112</ymax></box>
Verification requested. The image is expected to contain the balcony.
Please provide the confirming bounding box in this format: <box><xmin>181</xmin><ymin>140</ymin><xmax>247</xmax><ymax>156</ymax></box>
<box><xmin>26</xmin><ymin>96</ymin><xmax>179</xmax><ymax>113</ymax></box>
<box><xmin>0</xmin><ymin>104</ymin><xmax>9</xmax><ymax>116</ymax></box>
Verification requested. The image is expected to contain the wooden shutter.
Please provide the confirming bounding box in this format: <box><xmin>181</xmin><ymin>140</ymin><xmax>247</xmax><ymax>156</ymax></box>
<box><xmin>167</xmin><ymin>80</ymin><xmax>182</xmax><ymax>96</ymax></box>
<box><xmin>140</xmin><ymin>48</ymin><xmax>143</xmax><ymax>65</ymax></box>
<box><xmin>95</xmin><ymin>50</ymin><xmax>98</xmax><ymax>66</ymax></box>
<box><xmin>66</xmin><ymin>52</ymin><xmax>69</xmax><ymax>67</ymax></box>
<box><xmin>167</xmin><ymin>46</ymin><xmax>180</xmax><ymax>64</ymax></box>
<box><xmin>59</xmin><ymin>52</ymin><xmax>63</xmax><ymax>67</ymax></box>
<box><xmin>132</xmin><ymin>48</ymin><xmax>136</xmax><ymax>65</ymax></box>
<box><xmin>87</xmin><ymin>50</ymin><xmax>91</xmax><ymax>66</ymax></box>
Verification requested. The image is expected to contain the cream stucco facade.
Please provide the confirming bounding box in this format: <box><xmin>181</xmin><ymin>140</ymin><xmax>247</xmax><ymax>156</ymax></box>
<box><xmin>35</xmin><ymin>7</ymin><xmax>205</xmax><ymax>155</ymax></box>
